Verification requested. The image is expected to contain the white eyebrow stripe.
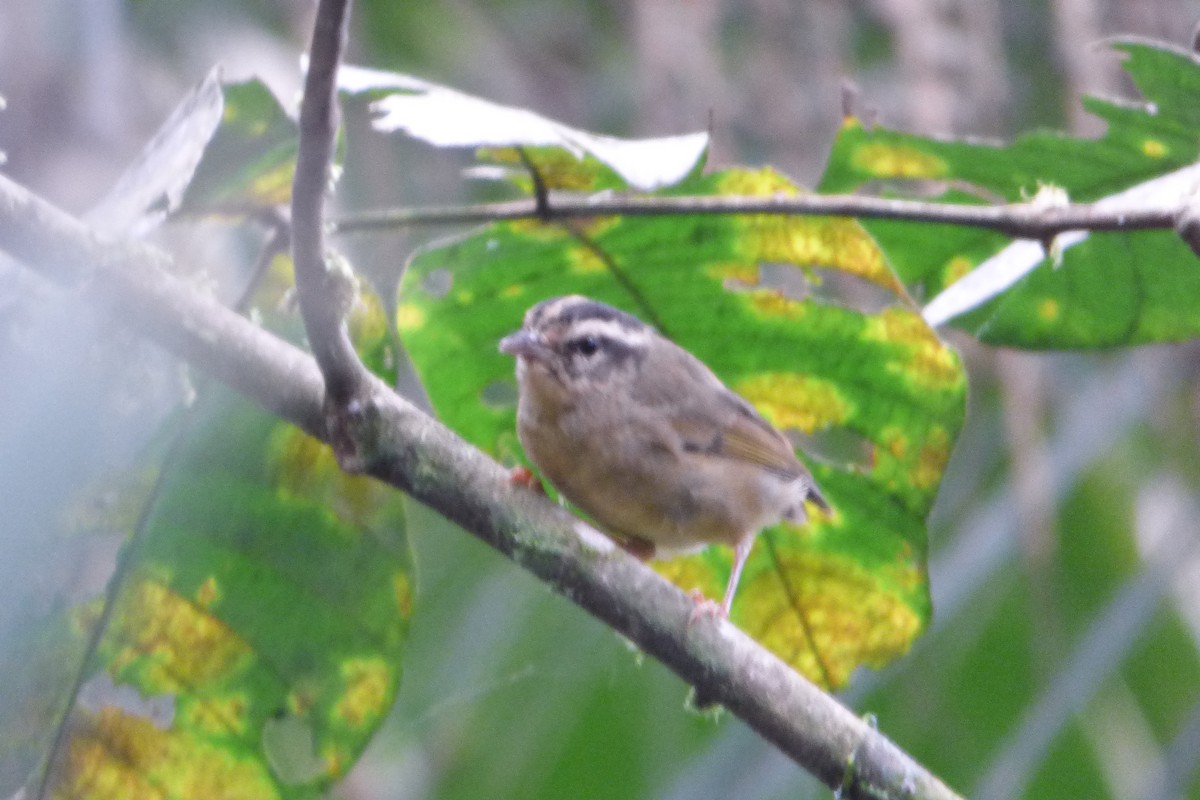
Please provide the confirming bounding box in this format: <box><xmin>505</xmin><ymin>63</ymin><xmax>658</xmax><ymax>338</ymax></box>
<box><xmin>540</xmin><ymin>295</ymin><xmax>587</xmax><ymax>321</ymax></box>
<box><xmin>568</xmin><ymin>318</ymin><xmax>651</xmax><ymax>348</ymax></box>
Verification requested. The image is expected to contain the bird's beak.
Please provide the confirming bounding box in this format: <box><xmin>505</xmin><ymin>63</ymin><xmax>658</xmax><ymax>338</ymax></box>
<box><xmin>499</xmin><ymin>329</ymin><xmax>551</xmax><ymax>361</ymax></box>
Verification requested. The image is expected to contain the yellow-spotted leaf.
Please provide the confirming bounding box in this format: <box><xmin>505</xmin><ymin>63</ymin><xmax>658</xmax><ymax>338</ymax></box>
<box><xmin>177</xmin><ymin>79</ymin><xmax>300</xmax><ymax>216</ymax></box>
<box><xmin>40</xmin><ymin>390</ymin><xmax>412</xmax><ymax>800</ymax></box>
<box><xmin>399</xmin><ymin>164</ymin><xmax>964</xmax><ymax>689</ymax></box>
<box><xmin>822</xmin><ymin>39</ymin><xmax>1200</xmax><ymax>348</ymax></box>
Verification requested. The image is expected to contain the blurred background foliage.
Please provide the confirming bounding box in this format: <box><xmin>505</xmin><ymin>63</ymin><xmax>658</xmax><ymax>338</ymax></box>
<box><xmin>2</xmin><ymin>1</ymin><xmax>1200</xmax><ymax>799</ymax></box>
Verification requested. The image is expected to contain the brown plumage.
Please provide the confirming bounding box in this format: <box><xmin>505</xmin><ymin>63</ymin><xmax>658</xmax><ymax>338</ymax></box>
<box><xmin>500</xmin><ymin>295</ymin><xmax>828</xmax><ymax>617</ymax></box>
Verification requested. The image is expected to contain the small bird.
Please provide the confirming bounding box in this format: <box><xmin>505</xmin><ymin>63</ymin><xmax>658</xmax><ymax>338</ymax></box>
<box><xmin>499</xmin><ymin>295</ymin><xmax>829</xmax><ymax>618</ymax></box>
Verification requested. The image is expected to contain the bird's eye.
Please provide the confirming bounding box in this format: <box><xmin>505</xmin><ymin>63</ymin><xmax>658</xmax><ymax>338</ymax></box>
<box><xmin>570</xmin><ymin>335</ymin><xmax>601</xmax><ymax>357</ymax></box>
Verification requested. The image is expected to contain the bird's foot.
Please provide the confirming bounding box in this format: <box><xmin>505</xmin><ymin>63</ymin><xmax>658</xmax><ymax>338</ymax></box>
<box><xmin>686</xmin><ymin>590</ymin><xmax>728</xmax><ymax>628</ymax></box>
<box><xmin>508</xmin><ymin>465</ymin><xmax>545</xmax><ymax>494</ymax></box>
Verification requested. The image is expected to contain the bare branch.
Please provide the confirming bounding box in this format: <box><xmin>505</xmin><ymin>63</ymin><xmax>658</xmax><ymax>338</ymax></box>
<box><xmin>0</xmin><ymin>171</ymin><xmax>964</xmax><ymax>800</ymax></box>
<box><xmin>292</xmin><ymin>0</ymin><xmax>368</xmax><ymax>409</ymax></box>
<box><xmin>0</xmin><ymin>174</ymin><xmax>325</xmax><ymax>437</ymax></box>
<box><xmin>331</xmin><ymin>191</ymin><xmax>1179</xmax><ymax>239</ymax></box>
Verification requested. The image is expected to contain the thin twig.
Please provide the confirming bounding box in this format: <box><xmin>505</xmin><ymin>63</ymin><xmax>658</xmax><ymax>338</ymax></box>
<box><xmin>515</xmin><ymin>147</ymin><xmax>550</xmax><ymax>219</ymax></box>
<box><xmin>331</xmin><ymin>192</ymin><xmax>1179</xmax><ymax>239</ymax></box>
<box><xmin>564</xmin><ymin>227</ymin><xmax>667</xmax><ymax>334</ymax></box>
<box><xmin>235</xmin><ymin>211</ymin><xmax>290</xmax><ymax>313</ymax></box>
<box><xmin>0</xmin><ymin>171</ymin><xmax>963</xmax><ymax>800</ymax></box>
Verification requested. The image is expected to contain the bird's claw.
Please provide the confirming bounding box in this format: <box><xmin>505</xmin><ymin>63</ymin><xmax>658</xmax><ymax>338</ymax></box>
<box><xmin>686</xmin><ymin>590</ymin><xmax>727</xmax><ymax>628</ymax></box>
<box><xmin>508</xmin><ymin>465</ymin><xmax>545</xmax><ymax>494</ymax></box>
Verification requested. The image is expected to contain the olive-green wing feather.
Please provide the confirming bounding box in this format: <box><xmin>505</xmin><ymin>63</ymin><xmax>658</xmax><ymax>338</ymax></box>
<box><xmin>671</xmin><ymin>391</ymin><xmax>801</xmax><ymax>479</ymax></box>
<box><xmin>633</xmin><ymin>336</ymin><xmax>829</xmax><ymax>509</ymax></box>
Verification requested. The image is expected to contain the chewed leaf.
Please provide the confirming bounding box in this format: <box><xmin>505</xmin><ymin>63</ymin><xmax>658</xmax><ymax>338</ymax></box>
<box><xmin>178</xmin><ymin>79</ymin><xmax>300</xmax><ymax>215</ymax></box>
<box><xmin>42</xmin><ymin>393</ymin><xmax>412</xmax><ymax>799</ymax></box>
<box><xmin>57</xmin><ymin>706</ymin><xmax>281</xmax><ymax>799</ymax></box>
<box><xmin>339</xmin><ymin>63</ymin><xmax>708</xmax><ymax>191</ymax></box>
<box><xmin>823</xmin><ymin>39</ymin><xmax>1200</xmax><ymax>348</ymax></box>
<box><xmin>86</xmin><ymin>67</ymin><xmax>225</xmax><ymax>235</ymax></box>
<box><xmin>399</xmin><ymin>164</ymin><xmax>965</xmax><ymax>688</ymax></box>
<box><xmin>84</xmin><ymin>74</ymin><xmax>301</xmax><ymax>226</ymax></box>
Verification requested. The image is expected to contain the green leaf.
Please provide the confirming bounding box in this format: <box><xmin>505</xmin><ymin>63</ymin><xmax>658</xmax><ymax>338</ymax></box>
<box><xmin>48</xmin><ymin>392</ymin><xmax>412</xmax><ymax>799</ymax></box>
<box><xmin>178</xmin><ymin>79</ymin><xmax>300</xmax><ymax>215</ymax></box>
<box><xmin>398</xmin><ymin>165</ymin><xmax>964</xmax><ymax>688</ymax></box>
<box><xmin>821</xmin><ymin>39</ymin><xmax>1200</xmax><ymax>348</ymax></box>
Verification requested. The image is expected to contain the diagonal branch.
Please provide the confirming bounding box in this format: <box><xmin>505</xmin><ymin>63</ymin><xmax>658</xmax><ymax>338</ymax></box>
<box><xmin>0</xmin><ymin>171</ymin><xmax>963</xmax><ymax>800</ymax></box>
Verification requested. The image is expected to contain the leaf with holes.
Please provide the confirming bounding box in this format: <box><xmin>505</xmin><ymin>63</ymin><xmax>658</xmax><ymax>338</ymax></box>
<box><xmin>822</xmin><ymin>39</ymin><xmax>1200</xmax><ymax>347</ymax></box>
<box><xmin>86</xmin><ymin>67</ymin><xmax>226</xmax><ymax>234</ymax></box>
<box><xmin>40</xmin><ymin>390</ymin><xmax>412</xmax><ymax>800</ymax></box>
<box><xmin>398</xmin><ymin>165</ymin><xmax>964</xmax><ymax>688</ymax></box>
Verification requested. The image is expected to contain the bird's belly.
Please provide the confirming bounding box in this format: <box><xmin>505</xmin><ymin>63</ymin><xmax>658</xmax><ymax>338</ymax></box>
<box><xmin>520</xmin><ymin>409</ymin><xmax>786</xmax><ymax>552</ymax></box>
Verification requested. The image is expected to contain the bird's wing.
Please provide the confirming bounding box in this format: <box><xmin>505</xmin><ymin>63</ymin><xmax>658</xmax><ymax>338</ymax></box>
<box><xmin>632</xmin><ymin>340</ymin><xmax>829</xmax><ymax>509</ymax></box>
<box><xmin>670</xmin><ymin>390</ymin><xmax>802</xmax><ymax>480</ymax></box>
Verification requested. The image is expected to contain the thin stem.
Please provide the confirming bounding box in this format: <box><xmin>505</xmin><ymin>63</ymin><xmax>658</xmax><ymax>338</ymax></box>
<box><xmin>763</xmin><ymin>531</ymin><xmax>836</xmax><ymax>690</ymax></box>
<box><xmin>515</xmin><ymin>147</ymin><xmax>550</xmax><ymax>218</ymax></box>
<box><xmin>331</xmin><ymin>192</ymin><xmax>1179</xmax><ymax>239</ymax></box>
<box><xmin>565</xmin><ymin>227</ymin><xmax>667</xmax><ymax>334</ymax></box>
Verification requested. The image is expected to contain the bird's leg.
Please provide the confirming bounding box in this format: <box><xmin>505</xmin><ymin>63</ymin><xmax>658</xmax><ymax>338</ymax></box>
<box><xmin>719</xmin><ymin>537</ymin><xmax>753</xmax><ymax>617</ymax></box>
<box><xmin>687</xmin><ymin>536</ymin><xmax>753</xmax><ymax>625</ymax></box>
